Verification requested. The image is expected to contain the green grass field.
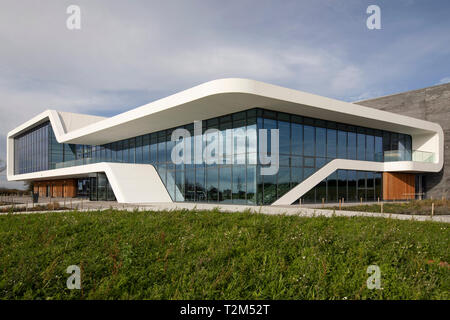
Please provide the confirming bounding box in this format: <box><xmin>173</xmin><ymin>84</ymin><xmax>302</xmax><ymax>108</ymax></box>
<box><xmin>0</xmin><ymin>209</ymin><xmax>448</xmax><ymax>300</ymax></box>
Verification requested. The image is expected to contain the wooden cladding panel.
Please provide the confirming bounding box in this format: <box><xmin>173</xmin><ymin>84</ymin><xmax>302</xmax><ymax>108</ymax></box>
<box><xmin>383</xmin><ymin>172</ymin><xmax>415</xmax><ymax>200</ymax></box>
<box><xmin>33</xmin><ymin>179</ymin><xmax>77</xmax><ymax>198</ymax></box>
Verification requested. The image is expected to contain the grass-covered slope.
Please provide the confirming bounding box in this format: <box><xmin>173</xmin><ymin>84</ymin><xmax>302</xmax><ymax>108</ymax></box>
<box><xmin>0</xmin><ymin>209</ymin><xmax>448</xmax><ymax>300</ymax></box>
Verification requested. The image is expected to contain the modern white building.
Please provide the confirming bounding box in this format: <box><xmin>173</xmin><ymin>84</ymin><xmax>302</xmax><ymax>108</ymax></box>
<box><xmin>6</xmin><ymin>79</ymin><xmax>444</xmax><ymax>205</ymax></box>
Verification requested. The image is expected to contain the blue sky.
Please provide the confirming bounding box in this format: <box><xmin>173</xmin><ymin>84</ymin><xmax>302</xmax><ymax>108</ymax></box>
<box><xmin>1</xmin><ymin>0</ymin><xmax>449</xmax><ymax>188</ymax></box>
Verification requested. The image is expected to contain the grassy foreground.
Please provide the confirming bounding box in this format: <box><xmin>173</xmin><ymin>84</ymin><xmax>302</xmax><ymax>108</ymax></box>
<box><xmin>0</xmin><ymin>209</ymin><xmax>448</xmax><ymax>300</ymax></box>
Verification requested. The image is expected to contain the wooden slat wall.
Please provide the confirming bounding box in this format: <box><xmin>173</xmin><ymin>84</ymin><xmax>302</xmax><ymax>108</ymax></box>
<box><xmin>33</xmin><ymin>179</ymin><xmax>77</xmax><ymax>198</ymax></box>
<box><xmin>383</xmin><ymin>172</ymin><xmax>415</xmax><ymax>200</ymax></box>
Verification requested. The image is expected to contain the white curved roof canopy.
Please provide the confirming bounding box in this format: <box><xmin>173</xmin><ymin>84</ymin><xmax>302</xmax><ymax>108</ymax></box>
<box><xmin>7</xmin><ymin>78</ymin><xmax>444</xmax><ymax>185</ymax></box>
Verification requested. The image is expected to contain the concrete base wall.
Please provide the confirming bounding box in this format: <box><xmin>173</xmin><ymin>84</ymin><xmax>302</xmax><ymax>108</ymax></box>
<box><xmin>357</xmin><ymin>83</ymin><xmax>449</xmax><ymax>199</ymax></box>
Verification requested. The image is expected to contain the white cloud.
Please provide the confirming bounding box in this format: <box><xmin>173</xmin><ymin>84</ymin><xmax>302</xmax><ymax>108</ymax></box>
<box><xmin>437</xmin><ymin>77</ymin><xmax>450</xmax><ymax>85</ymax></box>
<box><xmin>330</xmin><ymin>66</ymin><xmax>364</xmax><ymax>93</ymax></box>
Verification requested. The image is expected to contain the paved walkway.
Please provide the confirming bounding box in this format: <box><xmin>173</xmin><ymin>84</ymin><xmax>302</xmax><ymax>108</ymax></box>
<box><xmin>135</xmin><ymin>202</ymin><xmax>450</xmax><ymax>223</ymax></box>
<box><xmin>1</xmin><ymin>199</ymin><xmax>449</xmax><ymax>223</ymax></box>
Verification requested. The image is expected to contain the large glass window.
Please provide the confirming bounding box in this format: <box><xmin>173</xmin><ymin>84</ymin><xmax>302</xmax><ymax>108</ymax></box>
<box><xmin>278</xmin><ymin>118</ymin><xmax>290</xmax><ymax>155</ymax></box>
<box><xmin>327</xmin><ymin>126</ymin><xmax>337</xmax><ymax>159</ymax></box>
<box><xmin>263</xmin><ymin>171</ymin><xmax>277</xmax><ymax>205</ymax></box>
<box><xmin>348</xmin><ymin>128</ymin><xmax>357</xmax><ymax>160</ymax></box>
<box><xmin>366</xmin><ymin>171</ymin><xmax>375</xmax><ymax>201</ymax></box>
<box><xmin>291</xmin><ymin>121</ymin><xmax>303</xmax><ymax>155</ymax></box>
<box><xmin>97</xmin><ymin>172</ymin><xmax>107</xmax><ymax>201</ymax></box>
<box><xmin>303</xmin><ymin>187</ymin><xmax>315</xmax><ymax>204</ymax></box>
<box><xmin>117</xmin><ymin>141</ymin><xmax>124</xmax><ymax>163</ymax></box>
<box><xmin>196</xmin><ymin>164</ymin><xmax>206</xmax><ymax>202</ymax></box>
<box><xmin>375</xmin><ymin>133</ymin><xmax>383</xmax><ymax>162</ymax></box>
<box><xmin>165</xmin><ymin>165</ymin><xmax>175</xmax><ymax>200</ymax></box>
<box><xmin>232</xmin><ymin>165</ymin><xmax>246</xmax><ymax>204</ymax></box>
<box><xmin>357</xmin><ymin>128</ymin><xmax>365</xmax><ymax>161</ymax></box>
<box><xmin>347</xmin><ymin>170</ymin><xmax>357</xmax><ymax>202</ymax></box>
<box><xmin>122</xmin><ymin>139</ymin><xmax>129</xmax><ymax>163</ymax></box>
<box><xmin>357</xmin><ymin>171</ymin><xmax>366</xmax><ymax>201</ymax></box>
<box><xmin>277</xmin><ymin>167</ymin><xmax>291</xmax><ymax>198</ymax></box>
<box><xmin>375</xmin><ymin>172</ymin><xmax>382</xmax><ymax>201</ymax></box>
<box><xmin>219</xmin><ymin>166</ymin><xmax>232</xmax><ymax>203</ymax></box>
<box><xmin>90</xmin><ymin>173</ymin><xmax>116</xmax><ymax>201</ymax></box>
<box><xmin>129</xmin><ymin>138</ymin><xmax>136</xmax><ymax>163</ymax></box>
<box><xmin>142</xmin><ymin>135</ymin><xmax>150</xmax><ymax>163</ymax></box>
<box><xmin>327</xmin><ymin>172</ymin><xmax>338</xmax><ymax>202</ymax></box>
<box><xmin>247</xmin><ymin>165</ymin><xmax>257</xmax><ymax>204</ymax></box>
<box><xmin>391</xmin><ymin>133</ymin><xmax>399</xmax><ymax>152</ymax></box>
<box><xmin>291</xmin><ymin>166</ymin><xmax>302</xmax><ymax>187</ymax></box>
<box><xmin>157</xmin><ymin>131</ymin><xmax>166</xmax><ymax>163</ymax></box>
<box><xmin>150</xmin><ymin>134</ymin><xmax>157</xmax><ymax>164</ymax></box>
<box><xmin>220</xmin><ymin>115</ymin><xmax>232</xmax><ymax>165</ymax></box>
<box><xmin>14</xmin><ymin>109</ymin><xmax>411</xmax><ymax>205</ymax></box>
<box><xmin>383</xmin><ymin>131</ymin><xmax>390</xmax><ymax>154</ymax></box>
<box><xmin>136</xmin><ymin>136</ymin><xmax>143</xmax><ymax>164</ymax></box>
<box><xmin>316</xmin><ymin>179</ymin><xmax>327</xmax><ymax>204</ymax></box>
<box><xmin>404</xmin><ymin>135</ymin><xmax>412</xmax><ymax>161</ymax></box>
<box><xmin>366</xmin><ymin>131</ymin><xmax>375</xmax><ymax>161</ymax></box>
<box><xmin>166</xmin><ymin>129</ymin><xmax>176</xmax><ymax>165</ymax></box>
<box><xmin>64</xmin><ymin>144</ymin><xmax>76</xmax><ymax>163</ymax></box>
<box><xmin>304</xmin><ymin>125</ymin><xmax>315</xmax><ymax>156</ymax></box>
<box><xmin>233</xmin><ymin>112</ymin><xmax>246</xmax><ymax>165</ymax></box>
<box><xmin>337</xmin><ymin>127</ymin><xmax>347</xmax><ymax>159</ymax></box>
<box><xmin>184</xmin><ymin>165</ymin><xmax>195</xmax><ymax>201</ymax></box>
<box><xmin>246</xmin><ymin>115</ymin><xmax>257</xmax><ymax>165</ymax></box>
<box><xmin>337</xmin><ymin>170</ymin><xmax>347</xmax><ymax>201</ymax></box>
<box><xmin>175</xmin><ymin>166</ymin><xmax>185</xmax><ymax>202</ymax></box>
<box><xmin>207</xmin><ymin>165</ymin><xmax>218</xmax><ymax>202</ymax></box>
<box><xmin>316</xmin><ymin>126</ymin><xmax>326</xmax><ymax>158</ymax></box>
<box><xmin>263</xmin><ymin>117</ymin><xmax>276</xmax><ymax>156</ymax></box>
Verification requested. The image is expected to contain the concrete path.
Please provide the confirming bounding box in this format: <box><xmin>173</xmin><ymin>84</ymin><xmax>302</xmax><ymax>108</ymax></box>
<box><xmin>136</xmin><ymin>202</ymin><xmax>450</xmax><ymax>223</ymax></box>
<box><xmin>1</xmin><ymin>200</ymin><xmax>449</xmax><ymax>223</ymax></box>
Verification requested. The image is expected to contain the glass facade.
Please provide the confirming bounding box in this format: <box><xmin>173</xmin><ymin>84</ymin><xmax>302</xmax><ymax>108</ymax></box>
<box><xmin>14</xmin><ymin>122</ymin><xmax>49</xmax><ymax>174</ymax></box>
<box><xmin>14</xmin><ymin>108</ymin><xmax>413</xmax><ymax>204</ymax></box>
<box><xmin>89</xmin><ymin>173</ymin><xmax>116</xmax><ymax>201</ymax></box>
<box><xmin>301</xmin><ymin>170</ymin><xmax>382</xmax><ymax>204</ymax></box>
<box><xmin>148</xmin><ymin>110</ymin><xmax>258</xmax><ymax>204</ymax></box>
<box><xmin>76</xmin><ymin>178</ymin><xmax>91</xmax><ymax>198</ymax></box>
<box><xmin>256</xmin><ymin>110</ymin><xmax>388</xmax><ymax>204</ymax></box>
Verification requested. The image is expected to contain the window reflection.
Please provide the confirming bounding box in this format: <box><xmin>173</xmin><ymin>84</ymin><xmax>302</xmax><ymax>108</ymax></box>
<box><xmin>337</xmin><ymin>129</ymin><xmax>347</xmax><ymax>159</ymax></box>
<box><xmin>316</xmin><ymin>127</ymin><xmax>326</xmax><ymax>157</ymax></box>
<box><xmin>357</xmin><ymin>128</ymin><xmax>365</xmax><ymax>161</ymax></box>
<box><xmin>304</xmin><ymin>125</ymin><xmax>315</xmax><ymax>156</ymax></box>
<box><xmin>327</xmin><ymin>128</ymin><xmax>337</xmax><ymax>159</ymax></box>
<box><xmin>232</xmin><ymin>165</ymin><xmax>246</xmax><ymax>204</ymax></box>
